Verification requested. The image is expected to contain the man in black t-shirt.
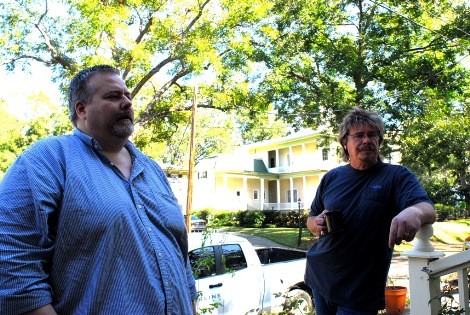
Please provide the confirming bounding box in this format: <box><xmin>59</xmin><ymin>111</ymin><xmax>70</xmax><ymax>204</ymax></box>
<box><xmin>305</xmin><ymin>107</ymin><xmax>436</xmax><ymax>314</ymax></box>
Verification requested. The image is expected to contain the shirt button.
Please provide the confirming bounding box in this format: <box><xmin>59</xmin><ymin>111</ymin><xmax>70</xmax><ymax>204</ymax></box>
<box><xmin>147</xmin><ymin>227</ymin><xmax>152</xmax><ymax>232</ymax></box>
<box><xmin>137</xmin><ymin>204</ymin><xmax>142</xmax><ymax>209</ymax></box>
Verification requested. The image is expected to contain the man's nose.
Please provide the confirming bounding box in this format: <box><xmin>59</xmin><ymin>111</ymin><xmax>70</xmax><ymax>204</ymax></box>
<box><xmin>121</xmin><ymin>95</ymin><xmax>132</xmax><ymax>109</ymax></box>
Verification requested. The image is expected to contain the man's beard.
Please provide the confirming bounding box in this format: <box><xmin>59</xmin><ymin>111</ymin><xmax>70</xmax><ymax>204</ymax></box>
<box><xmin>111</xmin><ymin>110</ymin><xmax>134</xmax><ymax>138</ymax></box>
<box><xmin>112</xmin><ymin>122</ymin><xmax>134</xmax><ymax>138</ymax></box>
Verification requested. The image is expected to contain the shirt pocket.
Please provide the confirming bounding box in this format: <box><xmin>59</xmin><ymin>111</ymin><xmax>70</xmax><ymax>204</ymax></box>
<box><xmin>353</xmin><ymin>189</ymin><xmax>388</xmax><ymax>225</ymax></box>
<box><xmin>147</xmin><ymin>187</ymin><xmax>186</xmax><ymax>231</ymax></box>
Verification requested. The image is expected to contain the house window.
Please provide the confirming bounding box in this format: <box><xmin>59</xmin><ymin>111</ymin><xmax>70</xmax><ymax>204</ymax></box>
<box><xmin>236</xmin><ymin>191</ymin><xmax>241</xmax><ymax>197</ymax></box>
<box><xmin>287</xmin><ymin>189</ymin><xmax>298</xmax><ymax>203</ymax></box>
<box><xmin>270</xmin><ymin>157</ymin><xmax>275</xmax><ymax>168</ymax></box>
<box><xmin>253</xmin><ymin>190</ymin><xmax>259</xmax><ymax>200</ymax></box>
<box><xmin>322</xmin><ymin>148</ymin><xmax>329</xmax><ymax>161</ymax></box>
<box><xmin>199</xmin><ymin>171</ymin><xmax>207</xmax><ymax>179</ymax></box>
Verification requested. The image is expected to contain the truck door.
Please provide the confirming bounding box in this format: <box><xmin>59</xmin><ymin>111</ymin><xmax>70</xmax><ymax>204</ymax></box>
<box><xmin>189</xmin><ymin>245</ymin><xmax>224</xmax><ymax>313</ymax></box>
<box><xmin>217</xmin><ymin>243</ymin><xmax>263</xmax><ymax>314</ymax></box>
<box><xmin>190</xmin><ymin>243</ymin><xmax>263</xmax><ymax>314</ymax></box>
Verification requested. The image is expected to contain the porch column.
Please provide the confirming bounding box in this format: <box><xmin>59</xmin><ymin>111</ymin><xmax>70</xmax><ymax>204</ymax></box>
<box><xmin>276</xmin><ymin>149</ymin><xmax>280</xmax><ymax>170</ymax></box>
<box><xmin>289</xmin><ymin>177</ymin><xmax>294</xmax><ymax>210</ymax></box>
<box><xmin>223</xmin><ymin>175</ymin><xmax>228</xmax><ymax>210</ymax></box>
<box><xmin>301</xmin><ymin>143</ymin><xmax>306</xmax><ymax>166</ymax></box>
<box><xmin>302</xmin><ymin>176</ymin><xmax>307</xmax><ymax>209</ymax></box>
<box><xmin>260</xmin><ymin>178</ymin><xmax>265</xmax><ymax>210</ymax></box>
<box><xmin>289</xmin><ymin>146</ymin><xmax>293</xmax><ymax>167</ymax></box>
<box><xmin>276</xmin><ymin>179</ymin><xmax>281</xmax><ymax>207</ymax></box>
<box><xmin>243</xmin><ymin>177</ymin><xmax>247</xmax><ymax>209</ymax></box>
<box><xmin>401</xmin><ymin>224</ymin><xmax>444</xmax><ymax>315</ymax></box>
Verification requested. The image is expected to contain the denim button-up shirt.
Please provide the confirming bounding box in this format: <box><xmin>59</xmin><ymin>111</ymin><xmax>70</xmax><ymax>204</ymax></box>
<box><xmin>0</xmin><ymin>129</ymin><xmax>197</xmax><ymax>314</ymax></box>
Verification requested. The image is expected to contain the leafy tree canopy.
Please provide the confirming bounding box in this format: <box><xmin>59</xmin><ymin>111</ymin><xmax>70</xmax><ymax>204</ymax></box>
<box><xmin>1</xmin><ymin>0</ymin><xmax>470</xmax><ymax>205</ymax></box>
<box><xmin>251</xmin><ymin>0</ymin><xmax>469</xmax><ymax>142</ymax></box>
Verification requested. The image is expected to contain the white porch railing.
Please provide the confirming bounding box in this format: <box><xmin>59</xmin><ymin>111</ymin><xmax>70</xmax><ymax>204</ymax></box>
<box><xmin>260</xmin><ymin>202</ymin><xmax>303</xmax><ymax>211</ymax></box>
<box><xmin>402</xmin><ymin>224</ymin><xmax>470</xmax><ymax>314</ymax></box>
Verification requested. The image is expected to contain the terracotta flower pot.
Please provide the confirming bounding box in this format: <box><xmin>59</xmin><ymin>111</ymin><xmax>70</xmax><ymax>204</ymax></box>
<box><xmin>384</xmin><ymin>286</ymin><xmax>407</xmax><ymax>315</ymax></box>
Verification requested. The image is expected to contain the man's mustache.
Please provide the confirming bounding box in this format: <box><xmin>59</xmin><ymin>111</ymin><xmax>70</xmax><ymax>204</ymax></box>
<box><xmin>114</xmin><ymin>111</ymin><xmax>134</xmax><ymax>123</ymax></box>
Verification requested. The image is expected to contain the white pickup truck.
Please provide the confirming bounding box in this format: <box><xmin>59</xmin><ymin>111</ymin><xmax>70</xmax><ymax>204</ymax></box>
<box><xmin>188</xmin><ymin>232</ymin><xmax>313</xmax><ymax>314</ymax></box>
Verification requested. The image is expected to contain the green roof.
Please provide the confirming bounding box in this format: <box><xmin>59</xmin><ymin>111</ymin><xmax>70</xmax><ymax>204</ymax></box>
<box><xmin>253</xmin><ymin>159</ymin><xmax>268</xmax><ymax>173</ymax></box>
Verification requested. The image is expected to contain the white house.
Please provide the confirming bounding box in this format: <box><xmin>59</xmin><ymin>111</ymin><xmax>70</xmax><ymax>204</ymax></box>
<box><xmin>179</xmin><ymin>129</ymin><xmax>344</xmax><ymax>212</ymax></box>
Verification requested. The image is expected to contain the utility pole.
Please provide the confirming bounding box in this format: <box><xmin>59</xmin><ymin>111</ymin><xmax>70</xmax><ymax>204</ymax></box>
<box><xmin>185</xmin><ymin>86</ymin><xmax>197</xmax><ymax>232</ymax></box>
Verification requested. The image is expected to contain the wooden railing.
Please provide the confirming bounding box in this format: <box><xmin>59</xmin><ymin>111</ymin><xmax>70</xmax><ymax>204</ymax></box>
<box><xmin>402</xmin><ymin>224</ymin><xmax>470</xmax><ymax>314</ymax></box>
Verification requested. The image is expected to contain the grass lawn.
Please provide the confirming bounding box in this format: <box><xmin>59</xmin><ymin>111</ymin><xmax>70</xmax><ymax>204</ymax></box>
<box><xmin>217</xmin><ymin>219</ymin><xmax>470</xmax><ymax>251</ymax></box>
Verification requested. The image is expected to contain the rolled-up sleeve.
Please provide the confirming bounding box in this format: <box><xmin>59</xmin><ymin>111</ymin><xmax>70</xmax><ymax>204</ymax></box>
<box><xmin>0</xmin><ymin>146</ymin><xmax>63</xmax><ymax>314</ymax></box>
<box><xmin>185</xmin><ymin>257</ymin><xmax>197</xmax><ymax>300</ymax></box>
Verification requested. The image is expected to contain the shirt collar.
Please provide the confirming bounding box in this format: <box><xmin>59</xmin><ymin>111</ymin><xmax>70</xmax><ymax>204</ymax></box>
<box><xmin>73</xmin><ymin>128</ymin><xmax>137</xmax><ymax>160</ymax></box>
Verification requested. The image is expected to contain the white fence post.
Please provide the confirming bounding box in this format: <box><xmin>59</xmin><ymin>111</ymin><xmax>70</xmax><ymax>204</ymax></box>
<box><xmin>401</xmin><ymin>224</ymin><xmax>445</xmax><ymax>315</ymax></box>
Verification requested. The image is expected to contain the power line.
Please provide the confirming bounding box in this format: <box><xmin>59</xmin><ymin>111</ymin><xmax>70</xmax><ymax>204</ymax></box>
<box><xmin>369</xmin><ymin>0</ymin><xmax>469</xmax><ymax>52</ymax></box>
<box><xmin>410</xmin><ymin>0</ymin><xmax>470</xmax><ymax>39</ymax></box>
<box><xmin>366</xmin><ymin>0</ymin><xmax>470</xmax><ymax>99</ymax></box>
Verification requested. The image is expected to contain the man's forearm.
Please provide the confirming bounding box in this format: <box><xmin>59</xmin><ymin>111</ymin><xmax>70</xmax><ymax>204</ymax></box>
<box><xmin>22</xmin><ymin>304</ymin><xmax>56</xmax><ymax>315</ymax></box>
<box><xmin>414</xmin><ymin>201</ymin><xmax>436</xmax><ymax>225</ymax></box>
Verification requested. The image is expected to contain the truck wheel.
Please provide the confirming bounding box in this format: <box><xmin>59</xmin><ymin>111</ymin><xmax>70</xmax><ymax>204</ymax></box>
<box><xmin>284</xmin><ymin>289</ymin><xmax>314</xmax><ymax>314</ymax></box>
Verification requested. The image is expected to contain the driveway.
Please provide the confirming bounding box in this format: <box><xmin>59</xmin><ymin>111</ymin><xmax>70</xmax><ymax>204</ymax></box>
<box><xmin>227</xmin><ymin>232</ymin><xmax>293</xmax><ymax>249</ymax></box>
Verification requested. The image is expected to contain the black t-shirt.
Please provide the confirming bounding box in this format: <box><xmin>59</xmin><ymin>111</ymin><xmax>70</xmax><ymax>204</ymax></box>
<box><xmin>305</xmin><ymin>161</ymin><xmax>432</xmax><ymax>311</ymax></box>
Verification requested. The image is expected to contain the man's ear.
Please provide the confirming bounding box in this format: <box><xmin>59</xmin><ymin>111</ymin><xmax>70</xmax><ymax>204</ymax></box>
<box><xmin>75</xmin><ymin>101</ymin><xmax>86</xmax><ymax>120</ymax></box>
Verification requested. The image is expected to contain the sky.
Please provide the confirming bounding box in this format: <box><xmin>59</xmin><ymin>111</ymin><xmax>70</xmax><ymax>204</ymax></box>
<box><xmin>0</xmin><ymin>63</ymin><xmax>62</xmax><ymax>119</ymax></box>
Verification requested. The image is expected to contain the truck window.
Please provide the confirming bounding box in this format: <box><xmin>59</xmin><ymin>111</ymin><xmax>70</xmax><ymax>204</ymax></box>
<box><xmin>189</xmin><ymin>246</ymin><xmax>216</xmax><ymax>279</ymax></box>
<box><xmin>221</xmin><ymin>244</ymin><xmax>247</xmax><ymax>272</ymax></box>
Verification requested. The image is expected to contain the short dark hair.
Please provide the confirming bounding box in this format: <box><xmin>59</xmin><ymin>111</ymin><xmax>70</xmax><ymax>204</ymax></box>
<box><xmin>68</xmin><ymin>65</ymin><xmax>120</xmax><ymax>125</ymax></box>
<box><xmin>338</xmin><ymin>106</ymin><xmax>385</xmax><ymax>162</ymax></box>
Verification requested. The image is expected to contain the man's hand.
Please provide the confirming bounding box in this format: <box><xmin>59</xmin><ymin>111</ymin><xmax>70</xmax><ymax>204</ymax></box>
<box><xmin>307</xmin><ymin>210</ymin><xmax>329</xmax><ymax>237</ymax></box>
<box><xmin>388</xmin><ymin>202</ymin><xmax>436</xmax><ymax>248</ymax></box>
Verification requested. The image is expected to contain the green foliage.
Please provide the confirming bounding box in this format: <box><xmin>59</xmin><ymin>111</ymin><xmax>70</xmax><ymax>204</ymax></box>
<box><xmin>401</xmin><ymin>102</ymin><xmax>470</xmax><ymax>215</ymax></box>
<box><xmin>251</xmin><ymin>0</ymin><xmax>470</xmax><ymax>200</ymax></box>
<box><xmin>434</xmin><ymin>204</ymin><xmax>467</xmax><ymax>221</ymax></box>
<box><xmin>210</xmin><ymin>211</ymin><xmax>238</xmax><ymax>227</ymax></box>
<box><xmin>237</xmin><ymin>211</ymin><xmax>265</xmax><ymax>228</ymax></box>
<box><xmin>2</xmin><ymin>0</ymin><xmax>470</xmax><ymax>211</ymax></box>
<box><xmin>201</xmin><ymin>210</ymin><xmax>308</xmax><ymax>229</ymax></box>
<box><xmin>0</xmin><ymin>102</ymin><xmax>24</xmax><ymax>177</ymax></box>
<box><xmin>0</xmin><ymin>0</ymin><xmax>279</xmax><ymax>159</ymax></box>
<box><xmin>192</xmin><ymin>209</ymin><xmax>212</xmax><ymax>222</ymax></box>
<box><xmin>429</xmin><ymin>283</ymin><xmax>465</xmax><ymax>315</ymax></box>
<box><xmin>252</xmin><ymin>0</ymin><xmax>469</xmax><ymax>129</ymax></box>
<box><xmin>262</xmin><ymin>210</ymin><xmax>308</xmax><ymax>228</ymax></box>
<box><xmin>191</xmin><ymin>230</ymin><xmax>224</xmax><ymax>314</ymax></box>
<box><xmin>0</xmin><ymin>100</ymin><xmax>71</xmax><ymax>178</ymax></box>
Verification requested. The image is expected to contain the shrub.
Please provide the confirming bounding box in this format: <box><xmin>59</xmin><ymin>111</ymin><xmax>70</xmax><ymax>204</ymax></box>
<box><xmin>435</xmin><ymin>204</ymin><xmax>461</xmax><ymax>221</ymax></box>
<box><xmin>211</xmin><ymin>211</ymin><xmax>237</xmax><ymax>227</ymax></box>
<box><xmin>193</xmin><ymin>209</ymin><xmax>309</xmax><ymax>228</ymax></box>
<box><xmin>237</xmin><ymin>211</ymin><xmax>265</xmax><ymax>228</ymax></box>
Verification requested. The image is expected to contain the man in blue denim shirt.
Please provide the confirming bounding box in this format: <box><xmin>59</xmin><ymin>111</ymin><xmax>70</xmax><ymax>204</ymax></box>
<box><xmin>0</xmin><ymin>65</ymin><xmax>197</xmax><ymax>314</ymax></box>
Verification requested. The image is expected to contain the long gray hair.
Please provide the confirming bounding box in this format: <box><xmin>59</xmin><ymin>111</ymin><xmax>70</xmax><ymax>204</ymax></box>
<box><xmin>338</xmin><ymin>106</ymin><xmax>385</xmax><ymax>162</ymax></box>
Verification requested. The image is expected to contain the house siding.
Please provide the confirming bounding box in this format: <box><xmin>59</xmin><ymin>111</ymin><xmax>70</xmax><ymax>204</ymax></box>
<box><xmin>187</xmin><ymin>129</ymin><xmax>342</xmax><ymax>212</ymax></box>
